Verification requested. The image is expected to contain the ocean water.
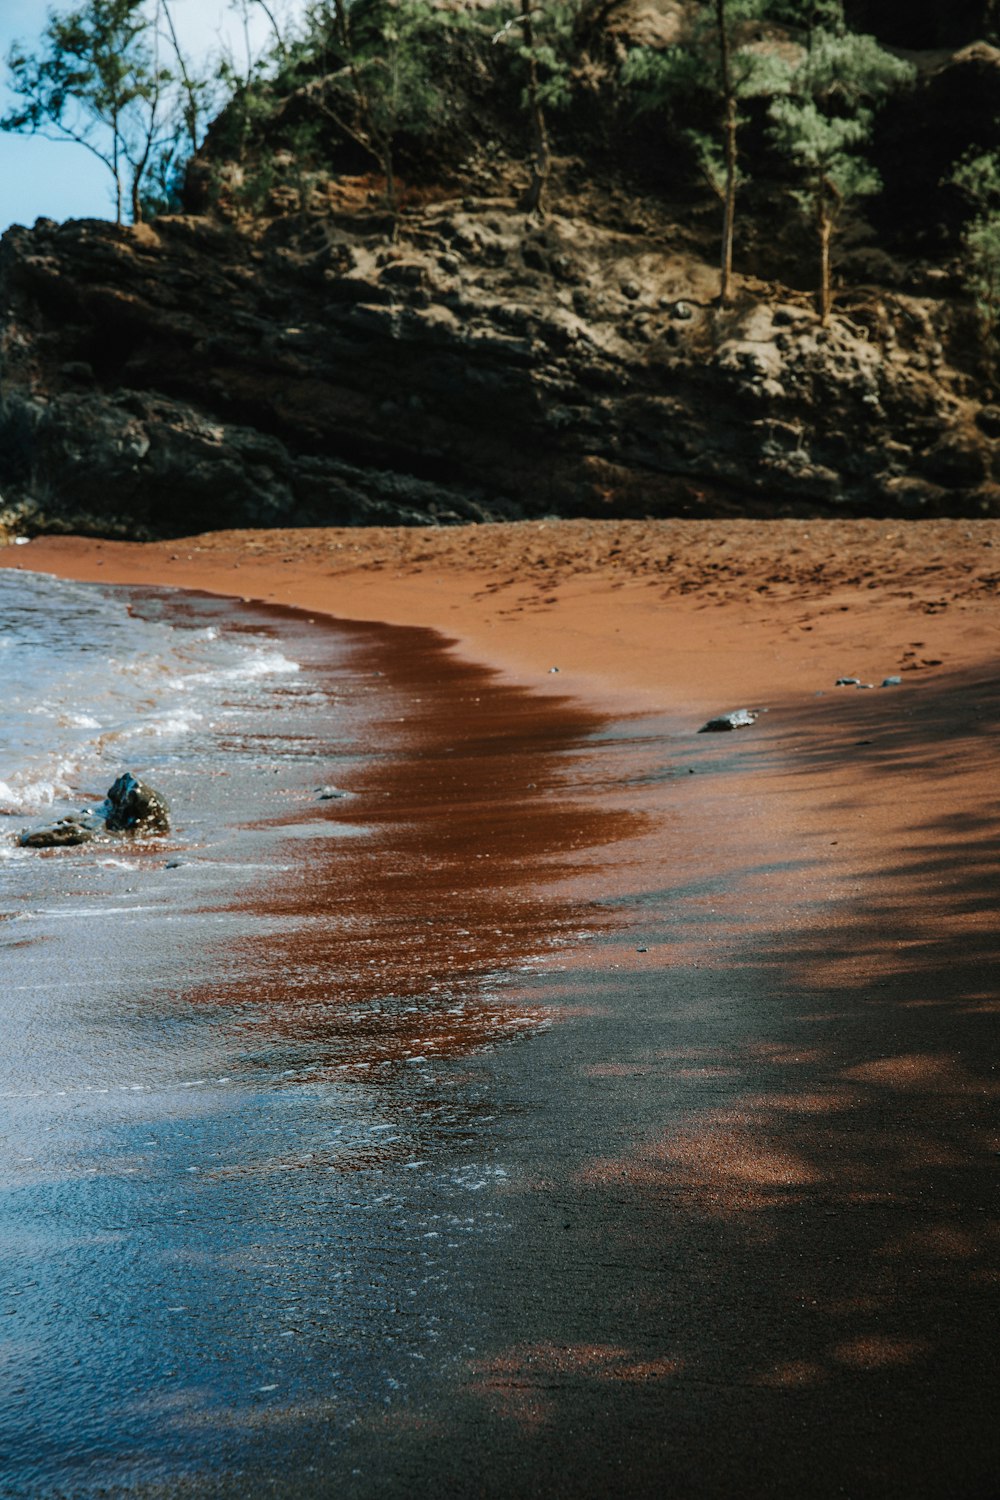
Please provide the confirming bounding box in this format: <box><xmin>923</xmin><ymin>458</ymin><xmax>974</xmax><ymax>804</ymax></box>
<box><xmin>0</xmin><ymin>573</ymin><xmax>452</xmax><ymax>1496</ymax></box>
<box><xmin>0</xmin><ymin>569</ymin><xmax>321</xmax><ymax>823</ymax></box>
<box><xmin>0</xmin><ymin>570</ymin><xmax>602</xmax><ymax>1498</ymax></box>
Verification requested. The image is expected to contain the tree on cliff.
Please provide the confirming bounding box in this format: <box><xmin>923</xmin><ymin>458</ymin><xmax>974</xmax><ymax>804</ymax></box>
<box><xmin>622</xmin><ymin>0</ymin><xmax>787</xmax><ymax>304</ymax></box>
<box><xmin>767</xmin><ymin>25</ymin><xmax>914</xmax><ymax>324</ymax></box>
<box><xmin>491</xmin><ymin>0</ymin><xmax>576</xmax><ymax>216</ymax></box>
<box><xmin>302</xmin><ymin>0</ymin><xmax>457</xmax><ymax>232</ymax></box>
<box><xmin>952</xmin><ymin>150</ymin><xmax>1000</xmax><ymax>344</ymax></box>
<box><xmin>1</xmin><ymin>0</ymin><xmax>171</xmax><ymax>224</ymax></box>
<box><xmin>160</xmin><ymin>0</ymin><xmax>218</xmax><ymax>157</ymax></box>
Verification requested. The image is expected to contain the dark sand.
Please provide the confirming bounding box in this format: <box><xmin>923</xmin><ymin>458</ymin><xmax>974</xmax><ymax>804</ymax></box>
<box><xmin>2</xmin><ymin>518</ymin><xmax>999</xmax><ymax>1497</ymax></box>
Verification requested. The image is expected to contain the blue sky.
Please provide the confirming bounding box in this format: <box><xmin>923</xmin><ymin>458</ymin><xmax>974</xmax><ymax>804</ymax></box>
<box><xmin>0</xmin><ymin>0</ymin><xmax>306</xmax><ymax>233</ymax></box>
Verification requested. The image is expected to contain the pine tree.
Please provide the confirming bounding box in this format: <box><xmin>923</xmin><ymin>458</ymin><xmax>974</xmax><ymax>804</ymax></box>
<box><xmin>767</xmin><ymin>26</ymin><xmax>914</xmax><ymax>324</ymax></box>
<box><xmin>491</xmin><ymin>0</ymin><xmax>577</xmax><ymax>215</ymax></box>
<box><xmin>304</xmin><ymin>0</ymin><xmax>458</xmax><ymax>232</ymax></box>
<box><xmin>623</xmin><ymin>0</ymin><xmax>787</xmax><ymax>303</ymax></box>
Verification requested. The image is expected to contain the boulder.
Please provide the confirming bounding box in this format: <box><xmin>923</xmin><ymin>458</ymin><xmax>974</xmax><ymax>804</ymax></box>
<box><xmin>103</xmin><ymin>772</ymin><xmax>170</xmax><ymax>833</ymax></box>
<box><xmin>18</xmin><ymin>772</ymin><xmax>170</xmax><ymax>848</ymax></box>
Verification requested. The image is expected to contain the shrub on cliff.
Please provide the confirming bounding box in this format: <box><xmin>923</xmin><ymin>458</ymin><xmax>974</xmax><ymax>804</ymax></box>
<box><xmin>952</xmin><ymin>149</ymin><xmax>1000</xmax><ymax>346</ymax></box>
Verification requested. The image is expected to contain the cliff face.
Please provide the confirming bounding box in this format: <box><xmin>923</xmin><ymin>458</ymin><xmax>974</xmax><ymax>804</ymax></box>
<box><xmin>1</xmin><ymin>185</ymin><xmax>997</xmax><ymax>539</ymax></box>
<box><xmin>2</xmin><ymin>0</ymin><xmax>1000</xmax><ymax>545</ymax></box>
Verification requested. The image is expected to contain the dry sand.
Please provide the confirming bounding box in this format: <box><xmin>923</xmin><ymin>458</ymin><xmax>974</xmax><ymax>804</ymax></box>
<box><xmin>3</xmin><ymin>516</ymin><xmax>999</xmax><ymax>1497</ymax></box>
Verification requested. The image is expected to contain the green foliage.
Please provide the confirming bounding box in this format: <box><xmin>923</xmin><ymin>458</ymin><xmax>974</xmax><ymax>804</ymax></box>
<box><xmin>490</xmin><ymin>0</ymin><xmax>579</xmax><ymax>114</ymax></box>
<box><xmin>768</xmin><ymin>95</ymin><xmax>879</xmax><ymax>215</ymax></box>
<box><xmin>2</xmin><ymin>0</ymin><xmax>169</xmax><ymax>222</ymax></box>
<box><xmin>764</xmin><ymin>0</ymin><xmax>844</xmax><ymax>34</ymax></box>
<box><xmin>767</xmin><ymin>26</ymin><xmax>914</xmax><ymax>318</ymax></box>
<box><xmin>623</xmin><ymin>2</ymin><xmax>786</xmax><ymax>199</ymax></box>
<box><xmin>299</xmin><ymin>0</ymin><xmax>461</xmax><ymax>221</ymax></box>
<box><xmin>952</xmin><ymin>150</ymin><xmax>1000</xmax><ymax>215</ymax></box>
<box><xmin>782</xmin><ymin>26</ymin><xmax>913</xmax><ymax>104</ymax></box>
<box><xmin>952</xmin><ymin>151</ymin><xmax>1000</xmax><ymax>336</ymax></box>
<box><xmin>965</xmin><ymin>213</ymin><xmax>1000</xmax><ymax>332</ymax></box>
<box><xmin>768</xmin><ymin>29</ymin><xmax>914</xmax><ymax>216</ymax></box>
<box><xmin>348</xmin><ymin>0</ymin><xmax>455</xmax><ymax>145</ymax></box>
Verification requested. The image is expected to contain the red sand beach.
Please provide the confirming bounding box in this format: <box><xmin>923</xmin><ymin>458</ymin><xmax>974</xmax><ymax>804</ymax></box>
<box><xmin>3</xmin><ymin>516</ymin><xmax>999</xmax><ymax>1497</ymax></box>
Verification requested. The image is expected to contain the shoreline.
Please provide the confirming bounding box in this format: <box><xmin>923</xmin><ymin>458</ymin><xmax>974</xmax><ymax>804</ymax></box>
<box><xmin>3</xmin><ymin>518</ymin><xmax>1000</xmax><ymax>1496</ymax></box>
<box><xmin>5</xmin><ymin>516</ymin><xmax>999</xmax><ymax>716</ymax></box>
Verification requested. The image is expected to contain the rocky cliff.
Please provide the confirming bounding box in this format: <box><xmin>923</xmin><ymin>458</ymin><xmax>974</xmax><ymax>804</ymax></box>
<box><xmin>1</xmin><ymin>25</ymin><xmax>999</xmax><ymax>536</ymax></box>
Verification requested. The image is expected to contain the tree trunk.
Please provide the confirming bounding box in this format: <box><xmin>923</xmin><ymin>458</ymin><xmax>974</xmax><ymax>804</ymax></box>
<box><xmin>131</xmin><ymin>169</ymin><xmax>143</xmax><ymax>224</ymax></box>
<box><xmin>818</xmin><ymin>199</ymin><xmax>832</xmax><ymax>325</ymax></box>
<box><xmin>518</xmin><ymin>0</ymin><xmax>550</xmax><ymax>216</ymax></box>
<box><xmin>720</xmin><ymin>95</ymin><xmax>737</xmax><ymax>304</ymax></box>
<box><xmin>383</xmin><ymin>139</ymin><xmax>398</xmax><ymax>240</ymax></box>
<box><xmin>332</xmin><ymin>0</ymin><xmax>350</xmax><ymax>49</ymax></box>
<box><xmin>113</xmin><ymin>123</ymin><xmax>122</xmax><ymax>225</ymax></box>
<box><xmin>163</xmin><ymin>0</ymin><xmax>200</xmax><ymax>151</ymax></box>
<box><xmin>716</xmin><ymin>0</ymin><xmax>736</xmax><ymax>304</ymax></box>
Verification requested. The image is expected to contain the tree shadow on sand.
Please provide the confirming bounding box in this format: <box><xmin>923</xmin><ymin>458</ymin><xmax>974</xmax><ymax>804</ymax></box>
<box><xmin>338</xmin><ymin>665</ymin><xmax>1000</xmax><ymax>1499</ymax></box>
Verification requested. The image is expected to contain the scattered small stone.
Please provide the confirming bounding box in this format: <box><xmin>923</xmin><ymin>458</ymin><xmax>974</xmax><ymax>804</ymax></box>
<box><xmin>698</xmin><ymin>708</ymin><xmax>758</xmax><ymax>732</ymax></box>
<box><xmin>636</xmin><ymin>945</ymin><xmax>648</xmax><ymax>953</ymax></box>
<box><xmin>317</xmin><ymin>785</ymin><xmax>350</xmax><ymax>800</ymax></box>
<box><xmin>856</xmin><ymin>683</ymin><xmax>873</xmax><ymax>690</ymax></box>
<box><xmin>671</xmin><ymin>301</ymin><xmax>694</xmax><ymax>321</ymax></box>
<box><xmin>836</xmin><ymin>677</ymin><xmax>860</xmax><ymax>686</ymax></box>
<box><xmin>880</xmin><ymin>675</ymin><xmax>902</xmax><ymax>687</ymax></box>
<box><xmin>165</xmin><ymin>859</ymin><xmax>184</xmax><ymax>869</ymax></box>
<box><xmin>549</xmin><ymin>666</ymin><xmax>560</xmax><ymax>673</ymax></box>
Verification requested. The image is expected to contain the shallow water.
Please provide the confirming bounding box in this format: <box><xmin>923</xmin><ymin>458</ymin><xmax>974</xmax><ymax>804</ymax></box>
<box><xmin>0</xmin><ymin>573</ymin><xmax>622</xmax><ymax>1497</ymax></box>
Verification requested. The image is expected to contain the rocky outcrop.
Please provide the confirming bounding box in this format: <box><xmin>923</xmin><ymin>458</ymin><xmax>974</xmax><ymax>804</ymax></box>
<box><xmin>0</xmin><ymin>185</ymin><xmax>997</xmax><ymax>536</ymax></box>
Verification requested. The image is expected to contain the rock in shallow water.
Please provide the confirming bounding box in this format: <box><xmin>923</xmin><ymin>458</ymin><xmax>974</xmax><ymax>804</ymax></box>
<box><xmin>20</xmin><ymin>816</ymin><xmax>99</xmax><ymax>848</ymax></box>
<box><xmin>103</xmin><ymin>772</ymin><xmax>170</xmax><ymax>833</ymax></box>
<box><xmin>698</xmin><ymin>709</ymin><xmax>759</xmax><ymax>733</ymax></box>
<box><xmin>19</xmin><ymin>771</ymin><xmax>170</xmax><ymax>848</ymax></box>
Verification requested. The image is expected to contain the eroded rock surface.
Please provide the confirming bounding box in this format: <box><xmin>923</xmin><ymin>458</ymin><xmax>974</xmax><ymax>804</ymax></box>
<box><xmin>0</xmin><ymin>190</ymin><xmax>997</xmax><ymax>539</ymax></box>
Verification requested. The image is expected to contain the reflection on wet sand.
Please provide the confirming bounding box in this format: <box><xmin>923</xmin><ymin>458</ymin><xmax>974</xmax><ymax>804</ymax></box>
<box><xmin>184</xmin><ymin>617</ymin><xmax>644</xmax><ymax>1079</ymax></box>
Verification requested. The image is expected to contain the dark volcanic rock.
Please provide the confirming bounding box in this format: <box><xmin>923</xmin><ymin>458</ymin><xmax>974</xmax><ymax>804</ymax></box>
<box><xmin>0</xmin><ymin>204</ymin><xmax>997</xmax><ymax>537</ymax></box>
<box><xmin>103</xmin><ymin>772</ymin><xmax>170</xmax><ymax>833</ymax></box>
<box><xmin>20</xmin><ymin>815</ymin><xmax>99</xmax><ymax>848</ymax></box>
<box><xmin>18</xmin><ymin>772</ymin><xmax>170</xmax><ymax>848</ymax></box>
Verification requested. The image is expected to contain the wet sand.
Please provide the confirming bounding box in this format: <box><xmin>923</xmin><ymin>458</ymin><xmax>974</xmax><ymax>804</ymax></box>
<box><xmin>3</xmin><ymin>518</ymin><xmax>1000</xmax><ymax>1497</ymax></box>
